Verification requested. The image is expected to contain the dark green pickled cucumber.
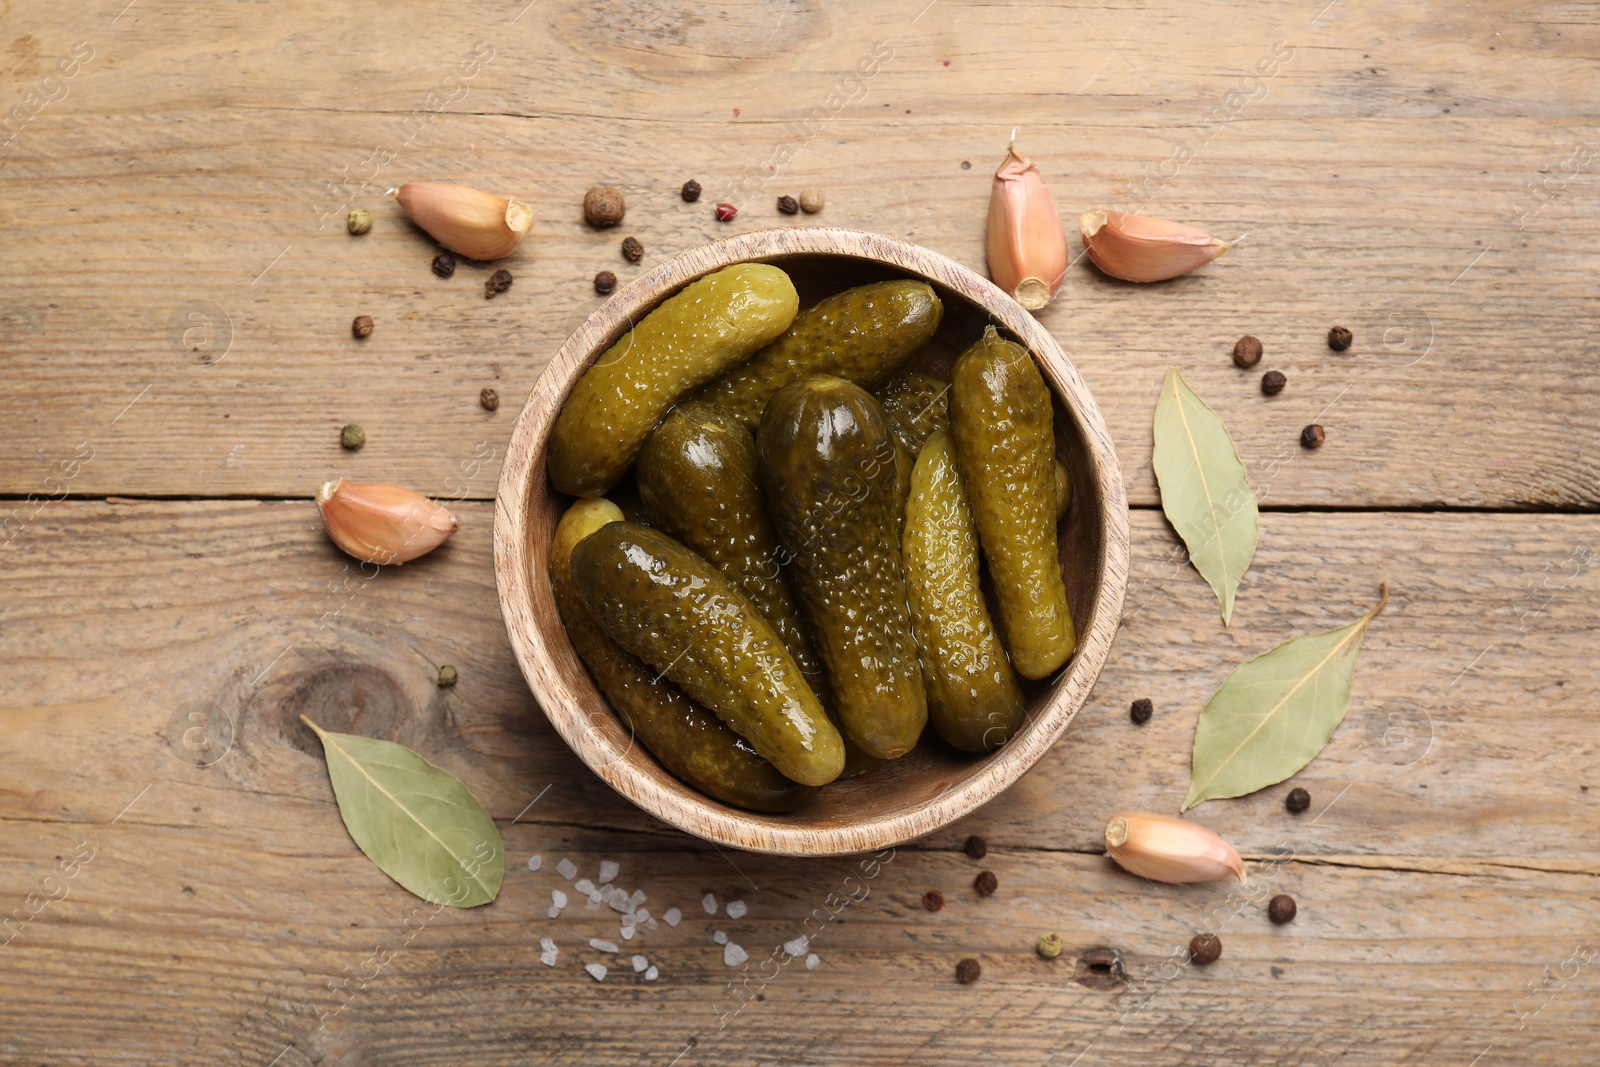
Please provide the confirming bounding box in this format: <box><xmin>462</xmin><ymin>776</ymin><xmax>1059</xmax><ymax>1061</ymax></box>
<box><xmin>876</xmin><ymin>369</ymin><xmax>950</xmax><ymax>457</ymax></box>
<box><xmin>950</xmin><ymin>326</ymin><xmax>1075</xmax><ymax>679</ymax></box>
<box><xmin>758</xmin><ymin>376</ymin><xmax>927</xmax><ymax>760</ymax></box>
<box><xmin>694</xmin><ymin>281</ymin><xmax>943</xmax><ymax>428</ymax></box>
<box><xmin>636</xmin><ymin>402</ymin><xmax>824</xmax><ymax>690</ymax></box>
<box><xmin>1053</xmin><ymin>460</ymin><xmax>1072</xmax><ymax>521</ymax></box>
<box><xmin>903</xmin><ymin>429</ymin><xmax>1025</xmax><ymax>752</ymax></box>
<box><xmin>571</xmin><ymin>521</ymin><xmax>843</xmax><ymax>787</ymax></box>
<box><xmin>549</xmin><ymin>264</ymin><xmax>799</xmax><ymax>497</ymax></box>
<box><xmin>549</xmin><ymin>500</ymin><xmax>812</xmax><ymax>812</ymax></box>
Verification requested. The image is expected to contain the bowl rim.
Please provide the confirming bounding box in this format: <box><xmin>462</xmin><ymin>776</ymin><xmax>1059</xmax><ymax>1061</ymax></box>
<box><xmin>493</xmin><ymin>226</ymin><xmax>1129</xmax><ymax>855</ymax></box>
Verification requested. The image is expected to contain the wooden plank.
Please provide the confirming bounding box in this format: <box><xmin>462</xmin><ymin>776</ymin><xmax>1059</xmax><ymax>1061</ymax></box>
<box><xmin>2</xmin><ymin>2</ymin><xmax>1597</xmax><ymax>506</ymax></box>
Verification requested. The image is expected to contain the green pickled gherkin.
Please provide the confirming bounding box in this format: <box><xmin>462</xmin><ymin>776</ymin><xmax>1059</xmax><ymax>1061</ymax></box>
<box><xmin>693</xmin><ymin>281</ymin><xmax>943</xmax><ymax>428</ymax></box>
<box><xmin>903</xmin><ymin>429</ymin><xmax>1025</xmax><ymax>752</ymax></box>
<box><xmin>571</xmin><ymin>521</ymin><xmax>843</xmax><ymax>787</ymax></box>
<box><xmin>549</xmin><ymin>264</ymin><xmax>799</xmax><ymax>497</ymax></box>
<box><xmin>876</xmin><ymin>369</ymin><xmax>950</xmax><ymax>457</ymax></box>
<box><xmin>950</xmin><ymin>326</ymin><xmax>1076</xmax><ymax>679</ymax></box>
<box><xmin>758</xmin><ymin>375</ymin><xmax>928</xmax><ymax>760</ymax></box>
<box><xmin>1053</xmin><ymin>459</ymin><xmax>1072</xmax><ymax>521</ymax></box>
<box><xmin>549</xmin><ymin>500</ymin><xmax>812</xmax><ymax>812</ymax></box>
<box><xmin>635</xmin><ymin>402</ymin><xmax>825</xmax><ymax>691</ymax></box>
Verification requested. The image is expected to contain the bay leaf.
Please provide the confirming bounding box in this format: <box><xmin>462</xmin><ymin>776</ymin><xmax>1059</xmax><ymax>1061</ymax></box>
<box><xmin>1183</xmin><ymin>585</ymin><xmax>1390</xmax><ymax>810</ymax></box>
<box><xmin>302</xmin><ymin>716</ymin><xmax>503</xmax><ymax>907</ymax></box>
<box><xmin>1151</xmin><ymin>367</ymin><xmax>1259</xmax><ymax>625</ymax></box>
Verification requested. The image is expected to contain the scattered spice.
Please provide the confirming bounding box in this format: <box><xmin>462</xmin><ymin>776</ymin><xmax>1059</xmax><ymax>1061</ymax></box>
<box><xmin>432</xmin><ymin>252</ymin><xmax>456</xmax><ymax>278</ymax></box>
<box><xmin>583</xmin><ymin>186</ymin><xmax>626</xmax><ymax>228</ymax></box>
<box><xmin>485</xmin><ymin>269</ymin><xmax>513</xmax><ymax>299</ymax></box>
<box><xmin>1261</xmin><ymin>370</ymin><xmax>1287</xmax><ymax>396</ymax></box>
<box><xmin>799</xmin><ymin>187</ymin><xmax>824</xmax><ymax>213</ymax></box>
<box><xmin>963</xmin><ymin>835</ymin><xmax>988</xmax><ymax>860</ymax></box>
<box><xmin>1268</xmin><ymin>894</ymin><xmax>1297</xmax><ymax>925</ymax></box>
<box><xmin>1130</xmin><ymin>697</ymin><xmax>1153</xmax><ymax>725</ymax></box>
<box><xmin>1285</xmin><ymin>787</ymin><xmax>1311</xmax><ymax>814</ymax></box>
<box><xmin>1189</xmin><ymin>933</ymin><xmax>1222</xmax><ymax>966</ymax></box>
<box><xmin>973</xmin><ymin>870</ymin><xmax>998</xmax><ymax>897</ymax></box>
<box><xmin>922</xmin><ymin>890</ymin><xmax>944</xmax><ymax>912</ymax></box>
<box><xmin>1328</xmin><ymin>325</ymin><xmax>1353</xmax><ymax>352</ymax></box>
<box><xmin>1036</xmin><ymin>932</ymin><xmax>1063</xmax><ymax>959</ymax></box>
<box><xmin>438</xmin><ymin>665</ymin><xmax>458</xmax><ymax>688</ymax></box>
<box><xmin>594</xmin><ymin>270</ymin><xmax>617</xmax><ymax>294</ymax></box>
<box><xmin>715</xmin><ymin>202</ymin><xmax>738</xmax><ymax>222</ymax></box>
<box><xmin>480</xmin><ymin>388</ymin><xmax>499</xmax><ymax>412</ymax></box>
<box><xmin>681</xmin><ymin>179</ymin><xmax>702</xmax><ymax>202</ymax></box>
<box><xmin>1232</xmin><ymin>335</ymin><xmax>1263</xmax><ymax>369</ymax></box>
<box><xmin>351</xmin><ymin>314</ymin><xmax>374</xmax><ymax>339</ymax></box>
<box><xmin>955</xmin><ymin>958</ymin><xmax>981</xmax><ymax>984</ymax></box>
<box><xmin>1300</xmin><ymin>424</ymin><xmax>1325</xmax><ymax>449</ymax></box>
<box><xmin>620</xmin><ymin>236</ymin><xmax>644</xmax><ymax>263</ymax></box>
<box><xmin>340</xmin><ymin>424</ymin><xmax>366</xmax><ymax>451</ymax></box>
<box><xmin>346</xmin><ymin>208</ymin><xmax>372</xmax><ymax>235</ymax></box>
<box><xmin>776</xmin><ymin>195</ymin><xmax>799</xmax><ymax>215</ymax></box>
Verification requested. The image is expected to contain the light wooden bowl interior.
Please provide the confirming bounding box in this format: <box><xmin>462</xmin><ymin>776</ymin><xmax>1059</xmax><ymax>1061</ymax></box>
<box><xmin>494</xmin><ymin>228</ymin><xmax>1129</xmax><ymax>855</ymax></box>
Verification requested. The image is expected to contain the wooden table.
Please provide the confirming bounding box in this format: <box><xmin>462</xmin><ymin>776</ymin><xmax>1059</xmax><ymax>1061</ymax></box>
<box><xmin>4</xmin><ymin>2</ymin><xmax>1596</xmax><ymax>1063</ymax></box>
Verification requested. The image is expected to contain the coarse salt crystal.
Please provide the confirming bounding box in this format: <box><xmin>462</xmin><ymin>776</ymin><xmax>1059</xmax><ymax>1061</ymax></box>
<box><xmin>589</xmin><ymin>938</ymin><xmax>618</xmax><ymax>953</ymax></box>
<box><xmin>634</xmin><ymin>908</ymin><xmax>650</xmax><ymax>923</ymax></box>
<box><xmin>724</xmin><ymin>942</ymin><xmax>749</xmax><ymax>966</ymax></box>
<box><xmin>585</xmin><ymin>963</ymin><xmax>607</xmax><ymax>982</ymax></box>
<box><xmin>702</xmin><ymin>893</ymin><xmax>718</xmax><ymax>914</ymax></box>
<box><xmin>621</xmin><ymin>926</ymin><xmax>635</xmax><ymax>941</ymax></box>
<box><xmin>726</xmin><ymin>900</ymin><xmax>747</xmax><ymax>919</ymax></box>
<box><xmin>664</xmin><ymin>907</ymin><xmax>682</xmax><ymax>927</ymax></box>
<box><xmin>551</xmin><ymin>889</ymin><xmax>567</xmax><ymax>909</ymax></box>
<box><xmin>630</xmin><ymin>889</ymin><xmax>647</xmax><ymax>907</ymax></box>
<box><xmin>632</xmin><ymin>955</ymin><xmax>648</xmax><ymax>972</ymax></box>
<box><xmin>645</xmin><ymin>965</ymin><xmax>659</xmax><ymax>980</ymax></box>
<box><xmin>574</xmin><ymin>878</ymin><xmax>595</xmax><ymax>895</ymax></box>
<box><xmin>783</xmin><ymin>936</ymin><xmax>809</xmax><ymax>958</ymax></box>
<box><xmin>598</xmin><ymin>860</ymin><xmax>619</xmax><ymax>884</ymax></box>
<box><xmin>805</xmin><ymin>953</ymin><xmax>820</xmax><ymax>970</ymax></box>
<box><xmin>556</xmin><ymin>858</ymin><xmax>577</xmax><ymax>880</ymax></box>
<box><xmin>712</xmin><ymin>930</ymin><xmax>727</xmax><ymax>945</ymax></box>
<box><xmin>526</xmin><ymin>854</ymin><xmax>542</xmax><ymax>871</ymax></box>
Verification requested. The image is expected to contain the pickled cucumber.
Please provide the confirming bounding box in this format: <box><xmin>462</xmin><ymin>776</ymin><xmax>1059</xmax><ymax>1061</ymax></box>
<box><xmin>758</xmin><ymin>376</ymin><xmax>927</xmax><ymax>760</ymax></box>
<box><xmin>950</xmin><ymin>326</ymin><xmax>1076</xmax><ymax>679</ymax></box>
<box><xmin>571</xmin><ymin>521</ymin><xmax>843</xmax><ymax>787</ymax></box>
<box><xmin>876</xmin><ymin>369</ymin><xmax>950</xmax><ymax>457</ymax></box>
<box><xmin>903</xmin><ymin>429</ymin><xmax>1025</xmax><ymax>752</ymax></box>
<box><xmin>1053</xmin><ymin>459</ymin><xmax>1072</xmax><ymax>521</ymax></box>
<box><xmin>636</xmin><ymin>402</ymin><xmax>824</xmax><ymax>690</ymax></box>
<box><xmin>549</xmin><ymin>500</ymin><xmax>812</xmax><ymax>812</ymax></box>
<box><xmin>549</xmin><ymin>264</ymin><xmax>799</xmax><ymax>497</ymax></box>
<box><xmin>694</xmin><ymin>281</ymin><xmax>943</xmax><ymax>428</ymax></box>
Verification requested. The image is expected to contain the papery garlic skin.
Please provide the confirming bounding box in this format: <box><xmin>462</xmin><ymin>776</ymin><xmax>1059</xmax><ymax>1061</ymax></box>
<box><xmin>396</xmin><ymin>181</ymin><xmax>532</xmax><ymax>261</ymax></box>
<box><xmin>1104</xmin><ymin>812</ymin><xmax>1246</xmax><ymax>884</ymax></box>
<box><xmin>987</xmin><ymin>145</ymin><xmax>1068</xmax><ymax>311</ymax></box>
<box><xmin>1079</xmin><ymin>210</ymin><xmax>1228</xmax><ymax>283</ymax></box>
<box><xmin>316</xmin><ymin>478</ymin><xmax>459</xmax><ymax>565</ymax></box>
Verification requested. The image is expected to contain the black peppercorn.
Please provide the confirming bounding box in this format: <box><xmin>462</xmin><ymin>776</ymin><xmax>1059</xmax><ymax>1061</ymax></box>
<box><xmin>1328</xmin><ymin>325</ymin><xmax>1353</xmax><ymax>351</ymax></box>
<box><xmin>1268</xmin><ymin>894</ymin><xmax>1297</xmax><ymax>925</ymax></box>
<box><xmin>620</xmin><ymin>236</ymin><xmax>643</xmax><ymax>263</ymax></box>
<box><xmin>594</xmin><ymin>270</ymin><xmax>617</xmax><ymax>294</ymax></box>
<box><xmin>1285</xmin><ymin>787</ymin><xmax>1311</xmax><ymax>814</ymax></box>
<box><xmin>974</xmin><ymin>870</ymin><xmax>997</xmax><ymax>897</ymax></box>
<box><xmin>963</xmin><ymin>835</ymin><xmax>987</xmax><ymax>860</ymax></box>
<box><xmin>485</xmin><ymin>269</ymin><xmax>512</xmax><ymax>299</ymax></box>
<box><xmin>1261</xmin><ymin>370</ymin><xmax>1287</xmax><ymax>396</ymax></box>
<box><xmin>479</xmin><ymin>387</ymin><xmax>499</xmax><ymax>412</ymax></box>
<box><xmin>1232</xmin><ymin>335</ymin><xmax>1263</xmax><ymax>368</ymax></box>
<box><xmin>681</xmin><ymin>179</ymin><xmax>702</xmax><ymax>202</ymax></box>
<box><xmin>351</xmin><ymin>314</ymin><xmax>374</xmax><ymax>338</ymax></box>
<box><xmin>1300</xmin><ymin>424</ymin><xmax>1325</xmax><ymax>449</ymax></box>
<box><xmin>955</xmin><ymin>958</ymin><xmax>981</xmax><ymax>984</ymax></box>
<box><xmin>1189</xmin><ymin>933</ymin><xmax>1222</xmax><ymax>966</ymax></box>
<box><xmin>777</xmin><ymin>195</ymin><xmax>799</xmax><ymax>215</ymax></box>
<box><xmin>431</xmin><ymin>252</ymin><xmax>456</xmax><ymax>278</ymax></box>
<box><xmin>922</xmin><ymin>890</ymin><xmax>944</xmax><ymax>912</ymax></box>
<box><xmin>1130</xmin><ymin>698</ymin><xmax>1153</xmax><ymax>725</ymax></box>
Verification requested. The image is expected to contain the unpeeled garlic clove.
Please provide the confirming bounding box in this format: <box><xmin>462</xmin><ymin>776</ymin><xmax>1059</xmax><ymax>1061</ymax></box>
<box><xmin>986</xmin><ymin>142</ymin><xmax>1068</xmax><ymax>311</ymax></box>
<box><xmin>316</xmin><ymin>478</ymin><xmax>458</xmax><ymax>565</ymax></box>
<box><xmin>396</xmin><ymin>181</ymin><xmax>532</xmax><ymax>261</ymax></box>
<box><xmin>1104</xmin><ymin>812</ymin><xmax>1245</xmax><ymax>884</ymax></box>
<box><xmin>1079</xmin><ymin>210</ymin><xmax>1228</xmax><ymax>283</ymax></box>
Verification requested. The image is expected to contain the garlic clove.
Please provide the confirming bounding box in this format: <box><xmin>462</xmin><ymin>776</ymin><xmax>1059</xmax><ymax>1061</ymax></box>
<box><xmin>396</xmin><ymin>181</ymin><xmax>532</xmax><ymax>261</ymax></box>
<box><xmin>1104</xmin><ymin>812</ymin><xmax>1246</xmax><ymax>885</ymax></box>
<box><xmin>1079</xmin><ymin>210</ymin><xmax>1228</xmax><ymax>283</ymax></box>
<box><xmin>986</xmin><ymin>143</ymin><xmax>1068</xmax><ymax>311</ymax></box>
<box><xmin>316</xmin><ymin>478</ymin><xmax>459</xmax><ymax>565</ymax></box>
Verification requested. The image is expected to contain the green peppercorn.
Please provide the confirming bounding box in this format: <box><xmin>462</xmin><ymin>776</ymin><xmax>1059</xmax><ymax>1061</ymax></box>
<box><xmin>347</xmin><ymin>208</ymin><xmax>372</xmax><ymax>235</ymax></box>
<box><xmin>1037</xmin><ymin>932</ymin><xmax>1064</xmax><ymax>959</ymax></box>
<box><xmin>340</xmin><ymin>424</ymin><xmax>365</xmax><ymax>451</ymax></box>
<box><xmin>438</xmin><ymin>665</ymin><xmax>458</xmax><ymax>687</ymax></box>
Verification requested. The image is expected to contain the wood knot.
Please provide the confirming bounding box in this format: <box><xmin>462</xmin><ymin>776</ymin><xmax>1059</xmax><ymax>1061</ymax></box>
<box><xmin>1073</xmin><ymin>946</ymin><xmax>1126</xmax><ymax>989</ymax></box>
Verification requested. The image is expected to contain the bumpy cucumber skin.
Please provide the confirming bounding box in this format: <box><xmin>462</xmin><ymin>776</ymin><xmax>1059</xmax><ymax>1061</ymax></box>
<box><xmin>949</xmin><ymin>327</ymin><xmax>1076</xmax><ymax>679</ymax></box>
<box><xmin>876</xmin><ymin>369</ymin><xmax>951</xmax><ymax>458</ymax></box>
<box><xmin>694</xmin><ymin>281</ymin><xmax>943</xmax><ymax>428</ymax></box>
<box><xmin>903</xmin><ymin>429</ymin><xmax>1026</xmax><ymax>752</ymax></box>
<box><xmin>571</xmin><ymin>522</ymin><xmax>843</xmax><ymax>787</ymax></box>
<box><xmin>758</xmin><ymin>376</ymin><xmax>928</xmax><ymax>760</ymax></box>
<box><xmin>636</xmin><ymin>402</ymin><xmax>825</xmax><ymax>690</ymax></box>
<box><xmin>549</xmin><ymin>500</ymin><xmax>813</xmax><ymax>812</ymax></box>
<box><xmin>549</xmin><ymin>264</ymin><xmax>799</xmax><ymax>497</ymax></box>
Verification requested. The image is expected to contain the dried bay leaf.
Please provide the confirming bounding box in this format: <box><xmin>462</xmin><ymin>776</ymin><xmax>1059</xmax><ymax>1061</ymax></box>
<box><xmin>1152</xmin><ymin>367</ymin><xmax>1258</xmax><ymax>625</ymax></box>
<box><xmin>1183</xmin><ymin>586</ymin><xmax>1390</xmax><ymax>811</ymax></box>
<box><xmin>302</xmin><ymin>716</ymin><xmax>503</xmax><ymax>907</ymax></box>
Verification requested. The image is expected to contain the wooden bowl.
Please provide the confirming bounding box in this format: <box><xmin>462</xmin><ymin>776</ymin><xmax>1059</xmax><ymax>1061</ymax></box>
<box><xmin>494</xmin><ymin>228</ymin><xmax>1128</xmax><ymax>856</ymax></box>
